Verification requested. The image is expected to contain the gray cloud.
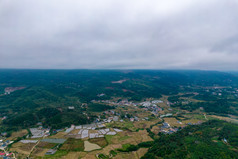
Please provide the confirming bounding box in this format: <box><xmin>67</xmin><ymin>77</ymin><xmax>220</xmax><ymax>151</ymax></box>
<box><xmin>0</xmin><ymin>0</ymin><xmax>238</xmax><ymax>70</ymax></box>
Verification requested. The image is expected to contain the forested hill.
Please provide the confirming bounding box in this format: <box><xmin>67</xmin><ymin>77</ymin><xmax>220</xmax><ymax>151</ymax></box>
<box><xmin>142</xmin><ymin>120</ymin><xmax>238</xmax><ymax>159</ymax></box>
<box><xmin>0</xmin><ymin>69</ymin><xmax>238</xmax><ymax>101</ymax></box>
<box><xmin>1</xmin><ymin>69</ymin><xmax>238</xmax><ymax>88</ymax></box>
<box><xmin>227</xmin><ymin>71</ymin><xmax>238</xmax><ymax>77</ymax></box>
<box><xmin>0</xmin><ymin>69</ymin><xmax>238</xmax><ymax>132</ymax></box>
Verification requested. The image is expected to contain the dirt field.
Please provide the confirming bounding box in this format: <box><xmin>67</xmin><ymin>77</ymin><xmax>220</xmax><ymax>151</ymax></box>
<box><xmin>114</xmin><ymin>148</ymin><xmax>148</xmax><ymax>159</ymax></box>
<box><xmin>49</xmin><ymin>132</ymin><xmax>67</xmax><ymax>139</ymax></box>
<box><xmin>10</xmin><ymin>142</ymin><xmax>35</xmax><ymax>155</ymax></box>
<box><xmin>31</xmin><ymin>147</ymin><xmax>49</xmax><ymax>157</ymax></box>
<box><xmin>133</xmin><ymin>118</ymin><xmax>162</xmax><ymax>129</ymax></box>
<box><xmin>159</xmin><ymin>96</ymin><xmax>169</xmax><ymax>107</ymax></box>
<box><xmin>84</xmin><ymin>141</ymin><xmax>101</xmax><ymax>152</ymax></box>
<box><xmin>66</xmin><ymin>129</ymin><xmax>81</xmax><ymax>138</ymax></box>
<box><xmin>151</xmin><ymin>125</ymin><xmax>160</xmax><ymax>134</ymax></box>
<box><xmin>7</xmin><ymin>129</ymin><xmax>28</xmax><ymax>140</ymax></box>
<box><xmin>60</xmin><ymin>152</ymin><xmax>86</xmax><ymax>159</ymax></box>
<box><xmin>164</xmin><ymin>117</ymin><xmax>184</xmax><ymax>127</ymax></box>
<box><xmin>136</xmin><ymin>148</ymin><xmax>149</xmax><ymax>158</ymax></box>
<box><xmin>208</xmin><ymin>115</ymin><xmax>238</xmax><ymax>124</ymax></box>
<box><xmin>37</xmin><ymin>142</ymin><xmax>56</xmax><ymax>149</ymax></box>
<box><xmin>60</xmin><ymin>138</ymin><xmax>84</xmax><ymax>151</ymax></box>
<box><xmin>82</xmin><ymin>144</ymin><xmax>122</xmax><ymax>159</ymax></box>
<box><xmin>105</xmin><ymin>130</ymin><xmax>152</xmax><ymax>146</ymax></box>
<box><xmin>88</xmin><ymin>138</ymin><xmax>108</xmax><ymax>147</ymax></box>
<box><xmin>107</xmin><ymin>121</ymin><xmax>137</xmax><ymax>132</ymax></box>
<box><xmin>183</xmin><ymin>119</ymin><xmax>202</xmax><ymax>125</ymax></box>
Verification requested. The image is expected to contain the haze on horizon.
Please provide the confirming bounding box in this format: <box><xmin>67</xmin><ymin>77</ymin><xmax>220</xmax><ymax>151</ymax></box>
<box><xmin>0</xmin><ymin>0</ymin><xmax>238</xmax><ymax>70</ymax></box>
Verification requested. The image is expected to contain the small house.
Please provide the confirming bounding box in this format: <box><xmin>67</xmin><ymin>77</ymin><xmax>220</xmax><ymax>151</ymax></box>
<box><xmin>45</xmin><ymin>149</ymin><xmax>57</xmax><ymax>155</ymax></box>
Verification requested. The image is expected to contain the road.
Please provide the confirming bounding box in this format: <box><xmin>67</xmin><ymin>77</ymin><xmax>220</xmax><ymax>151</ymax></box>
<box><xmin>27</xmin><ymin>134</ymin><xmax>46</xmax><ymax>158</ymax></box>
<box><xmin>204</xmin><ymin>113</ymin><xmax>208</xmax><ymax>120</ymax></box>
<box><xmin>3</xmin><ymin>147</ymin><xmax>16</xmax><ymax>159</ymax></box>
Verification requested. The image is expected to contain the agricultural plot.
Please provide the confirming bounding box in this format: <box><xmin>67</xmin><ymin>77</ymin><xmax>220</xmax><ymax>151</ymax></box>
<box><xmin>182</xmin><ymin>119</ymin><xmax>203</xmax><ymax>125</ymax></box>
<box><xmin>48</xmin><ymin>132</ymin><xmax>67</xmax><ymax>139</ymax></box>
<box><xmin>31</xmin><ymin>147</ymin><xmax>49</xmax><ymax>157</ymax></box>
<box><xmin>60</xmin><ymin>152</ymin><xmax>86</xmax><ymax>159</ymax></box>
<box><xmin>133</xmin><ymin>119</ymin><xmax>162</xmax><ymax>129</ymax></box>
<box><xmin>106</xmin><ymin>121</ymin><xmax>136</xmax><ymax>131</ymax></box>
<box><xmin>10</xmin><ymin>142</ymin><xmax>35</xmax><ymax>155</ymax></box>
<box><xmin>114</xmin><ymin>148</ymin><xmax>148</xmax><ymax>159</ymax></box>
<box><xmin>6</xmin><ymin>129</ymin><xmax>28</xmax><ymax>140</ymax></box>
<box><xmin>41</xmin><ymin>138</ymin><xmax>66</xmax><ymax>144</ymax></box>
<box><xmin>105</xmin><ymin>130</ymin><xmax>152</xmax><ymax>146</ymax></box>
<box><xmin>42</xmin><ymin>150</ymin><xmax>69</xmax><ymax>159</ymax></box>
<box><xmin>88</xmin><ymin>138</ymin><xmax>108</xmax><ymax>147</ymax></box>
<box><xmin>163</xmin><ymin>117</ymin><xmax>184</xmax><ymax>127</ymax></box>
<box><xmin>151</xmin><ymin>125</ymin><xmax>160</xmax><ymax>135</ymax></box>
<box><xmin>37</xmin><ymin>142</ymin><xmax>57</xmax><ymax>149</ymax></box>
<box><xmin>208</xmin><ymin>115</ymin><xmax>238</xmax><ymax>124</ymax></box>
<box><xmin>60</xmin><ymin>138</ymin><xmax>84</xmax><ymax>151</ymax></box>
<box><xmin>84</xmin><ymin>141</ymin><xmax>101</xmax><ymax>152</ymax></box>
<box><xmin>81</xmin><ymin>144</ymin><xmax>122</xmax><ymax>159</ymax></box>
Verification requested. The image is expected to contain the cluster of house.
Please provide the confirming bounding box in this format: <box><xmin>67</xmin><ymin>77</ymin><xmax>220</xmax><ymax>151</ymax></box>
<box><xmin>94</xmin><ymin>98</ymin><xmax>165</xmax><ymax>118</ymax></box>
<box><xmin>104</xmin><ymin>110</ymin><xmax>117</xmax><ymax>115</ymax></box>
<box><xmin>92</xmin><ymin>99</ymin><xmax>138</xmax><ymax>107</ymax></box>
<box><xmin>111</xmin><ymin>79</ymin><xmax>127</xmax><ymax>84</ymax></box>
<box><xmin>104</xmin><ymin>111</ymin><xmax>140</xmax><ymax>122</ymax></box>
<box><xmin>0</xmin><ymin>152</ymin><xmax>13</xmax><ymax>159</ymax></box>
<box><xmin>0</xmin><ymin>116</ymin><xmax>7</xmax><ymax>121</ymax></box>
<box><xmin>0</xmin><ymin>140</ymin><xmax>13</xmax><ymax>150</ymax></box>
<box><xmin>93</xmin><ymin>98</ymin><xmax>164</xmax><ymax>108</ymax></box>
<box><xmin>159</xmin><ymin>120</ymin><xmax>203</xmax><ymax>135</ymax></box>
<box><xmin>97</xmin><ymin>93</ymin><xmax>105</xmax><ymax>97</ymax></box>
<box><xmin>128</xmin><ymin>116</ymin><xmax>139</xmax><ymax>122</ymax></box>
<box><xmin>30</xmin><ymin>127</ymin><xmax>50</xmax><ymax>138</ymax></box>
<box><xmin>4</xmin><ymin>87</ymin><xmax>25</xmax><ymax>95</ymax></box>
<box><xmin>0</xmin><ymin>139</ymin><xmax>13</xmax><ymax>159</ymax></box>
<box><xmin>204</xmin><ymin>86</ymin><xmax>238</xmax><ymax>97</ymax></box>
<box><xmin>141</xmin><ymin>104</ymin><xmax>163</xmax><ymax>116</ymax></box>
<box><xmin>102</xmin><ymin>111</ymin><xmax>122</xmax><ymax>122</ymax></box>
<box><xmin>160</xmin><ymin>122</ymin><xmax>179</xmax><ymax>134</ymax></box>
<box><xmin>161</xmin><ymin>128</ymin><xmax>179</xmax><ymax>134</ymax></box>
<box><xmin>65</xmin><ymin>123</ymin><xmax>123</xmax><ymax>139</ymax></box>
<box><xmin>45</xmin><ymin>149</ymin><xmax>57</xmax><ymax>155</ymax></box>
<box><xmin>43</xmin><ymin>139</ymin><xmax>65</xmax><ymax>155</ymax></box>
<box><xmin>104</xmin><ymin>110</ymin><xmax>146</xmax><ymax>123</ymax></box>
<box><xmin>187</xmin><ymin>121</ymin><xmax>203</xmax><ymax>126</ymax></box>
<box><xmin>140</xmin><ymin>100</ymin><xmax>163</xmax><ymax>107</ymax></box>
<box><xmin>68</xmin><ymin>106</ymin><xmax>75</xmax><ymax>110</ymax></box>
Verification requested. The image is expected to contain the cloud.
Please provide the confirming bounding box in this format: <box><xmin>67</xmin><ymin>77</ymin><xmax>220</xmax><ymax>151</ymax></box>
<box><xmin>0</xmin><ymin>0</ymin><xmax>238</xmax><ymax>70</ymax></box>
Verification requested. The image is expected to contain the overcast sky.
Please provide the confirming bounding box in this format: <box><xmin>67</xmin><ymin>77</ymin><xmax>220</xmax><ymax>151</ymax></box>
<box><xmin>0</xmin><ymin>0</ymin><xmax>238</xmax><ymax>70</ymax></box>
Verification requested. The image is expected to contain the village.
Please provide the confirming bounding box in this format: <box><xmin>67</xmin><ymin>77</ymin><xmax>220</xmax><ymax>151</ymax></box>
<box><xmin>0</xmin><ymin>95</ymin><xmax>210</xmax><ymax>159</ymax></box>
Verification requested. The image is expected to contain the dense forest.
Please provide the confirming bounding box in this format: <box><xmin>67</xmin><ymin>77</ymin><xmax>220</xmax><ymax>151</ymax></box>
<box><xmin>141</xmin><ymin>120</ymin><xmax>238</xmax><ymax>159</ymax></box>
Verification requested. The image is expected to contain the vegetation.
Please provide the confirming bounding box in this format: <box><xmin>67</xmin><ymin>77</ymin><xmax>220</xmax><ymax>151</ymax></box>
<box><xmin>1</xmin><ymin>70</ymin><xmax>238</xmax><ymax>158</ymax></box>
<box><xmin>88</xmin><ymin>137</ymin><xmax>108</xmax><ymax>147</ymax></box>
<box><xmin>1</xmin><ymin>70</ymin><xmax>238</xmax><ymax>132</ymax></box>
<box><xmin>87</xmin><ymin>103</ymin><xmax>115</xmax><ymax>112</ymax></box>
<box><xmin>142</xmin><ymin>120</ymin><xmax>238</xmax><ymax>159</ymax></box>
<box><xmin>60</xmin><ymin>138</ymin><xmax>84</xmax><ymax>151</ymax></box>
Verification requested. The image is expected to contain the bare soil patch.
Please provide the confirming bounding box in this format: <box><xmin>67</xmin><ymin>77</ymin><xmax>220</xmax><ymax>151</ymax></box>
<box><xmin>88</xmin><ymin>138</ymin><xmax>108</xmax><ymax>147</ymax></box>
<box><xmin>84</xmin><ymin>141</ymin><xmax>101</xmax><ymax>152</ymax></box>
